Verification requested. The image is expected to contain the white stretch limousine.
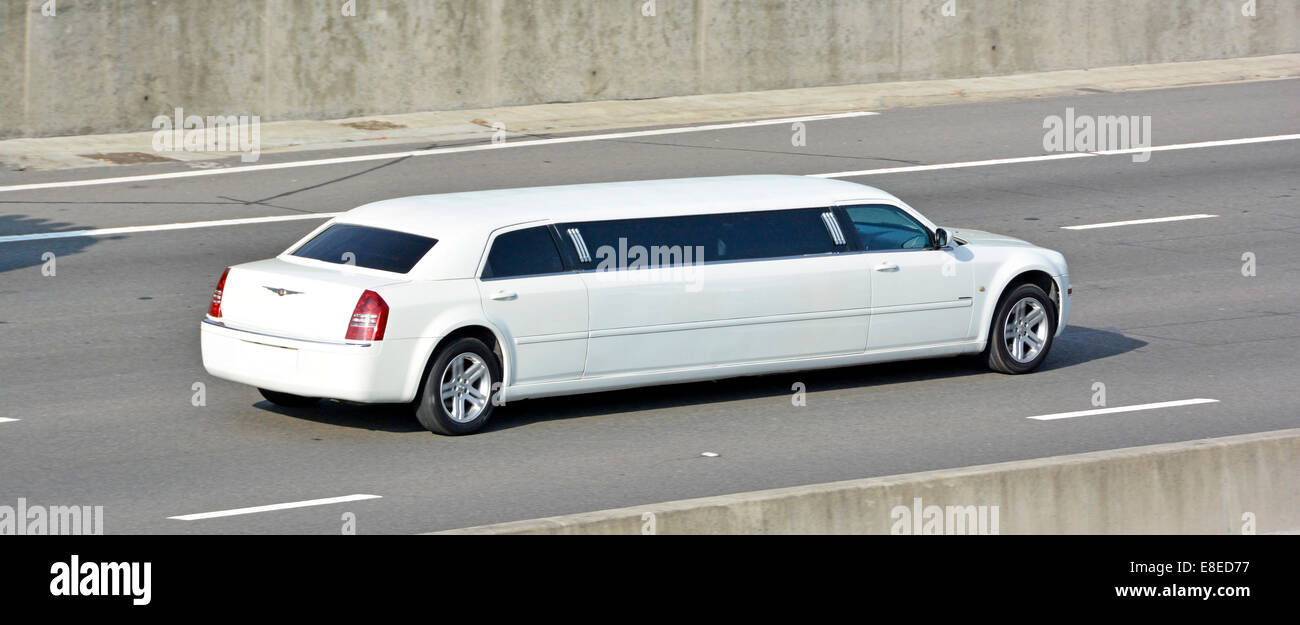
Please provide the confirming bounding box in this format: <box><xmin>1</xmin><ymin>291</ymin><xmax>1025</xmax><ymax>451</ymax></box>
<box><xmin>201</xmin><ymin>176</ymin><xmax>1070</xmax><ymax>435</ymax></box>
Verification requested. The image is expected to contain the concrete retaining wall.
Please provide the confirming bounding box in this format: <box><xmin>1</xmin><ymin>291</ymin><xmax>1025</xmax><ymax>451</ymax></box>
<box><xmin>3</xmin><ymin>0</ymin><xmax>1298</xmax><ymax>139</ymax></box>
<box><xmin>434</xmin><ymin>429</ymin><xmax>1300</xmax><ymax>534</ymax></box>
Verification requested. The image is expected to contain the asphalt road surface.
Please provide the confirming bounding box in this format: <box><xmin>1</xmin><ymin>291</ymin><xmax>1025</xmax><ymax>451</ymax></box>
<box><xmin>1</xmin><ymin>79</ymin><xmax>1297</xmax><ymax>533</ymax></box>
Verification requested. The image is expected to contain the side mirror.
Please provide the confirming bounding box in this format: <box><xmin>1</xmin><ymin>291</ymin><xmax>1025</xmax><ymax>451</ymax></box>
<box><xmin>934</xmin><ymin>228</ymin><xmax>951</xmax><ymax>249</ymax></box>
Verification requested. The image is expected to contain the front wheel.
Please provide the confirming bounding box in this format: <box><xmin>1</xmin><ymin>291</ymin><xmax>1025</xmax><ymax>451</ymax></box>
<box><xmin>984</xmin><ymin>283</ymin><xmax>1057</xmax><ymax>374</ymax></box>
<box><xmin>415</xmin><ymin>338</ymin><xmax>501</xmax><ymax>435</ymax></box>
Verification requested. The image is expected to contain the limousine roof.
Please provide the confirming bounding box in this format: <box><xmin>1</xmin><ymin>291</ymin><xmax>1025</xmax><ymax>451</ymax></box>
<box><xmin>323</xmin><ymin>175</ymin><xmax>917</xmax><ymax>279</ymax></box>
<box><xmin>337</xmin><ymin>175</ymin><xmax>905</xmax><ymax>236</ymax></box>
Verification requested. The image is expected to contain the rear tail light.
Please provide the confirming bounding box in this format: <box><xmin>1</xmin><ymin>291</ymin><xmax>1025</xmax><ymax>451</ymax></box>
<box><xmin>208</xmin><ymin>267</ymin><xmax>231</xmax><ymax>318</ymax></box>
<box><xmin>346</xmin><ymin>290</ymin><xmax>388</xmax><ymax>341</ymax></box>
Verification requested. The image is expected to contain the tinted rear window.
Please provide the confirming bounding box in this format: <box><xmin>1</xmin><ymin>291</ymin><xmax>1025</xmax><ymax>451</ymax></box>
<box><xmin>292</xmin><ymin>224</ymin><xmax>437</xmax><ymax>274</ymax></box>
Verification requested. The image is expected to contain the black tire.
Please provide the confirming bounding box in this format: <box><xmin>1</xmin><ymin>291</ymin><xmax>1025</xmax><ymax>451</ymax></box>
<box><xmin>984</xmin><ymin>283</ymin><xmax>1057</xmax><ymax>374</ymax></box>
<box><xmin>258</xmin><ymin>388</ymin><xmax>320</xmax><ymax>407</ymax></box>
<box><xmin>415</xmin><ymin>337</ymin><xmax>501</xmax><ymax>435</ymax></box>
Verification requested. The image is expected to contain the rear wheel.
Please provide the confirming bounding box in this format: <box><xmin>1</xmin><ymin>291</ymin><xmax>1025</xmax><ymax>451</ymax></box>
<box><xmin>415</xmin><ymin>337</ymin><xmax>500</xmax><ymax>435</ymax></box>
<box><xmin>984</xmin><ymin>283</ymin><xmax>1057</xmax><ymax>374</ymax></box>
<box><xmin>257</xmin><ymin>388</ymin><xmax>320</xmax><ymax>407</ymax></box>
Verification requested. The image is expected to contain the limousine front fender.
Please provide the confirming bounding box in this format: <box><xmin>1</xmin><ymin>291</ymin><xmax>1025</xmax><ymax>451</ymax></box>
<box><xmin>976</xmin><ymin>254</ymin><xmax>1070</xmax><ymax>347</ymax></box>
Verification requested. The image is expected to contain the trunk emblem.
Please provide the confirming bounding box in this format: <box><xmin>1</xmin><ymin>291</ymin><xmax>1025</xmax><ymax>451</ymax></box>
<box><xmin>264</xmin><ymin>286</ymin><xmax>304</xmax><ymax>297</ymax></box>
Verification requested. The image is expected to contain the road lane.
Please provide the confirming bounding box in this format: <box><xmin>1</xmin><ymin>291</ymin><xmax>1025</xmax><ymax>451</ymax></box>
<box><xmin>2</xmin><ymin>79</ymin><xmax>1298</xmax><ymax>235</ymax></box>
<box><xmin>0</xmin><ymin>79</ymin><xmax>1296</xmax><ymax>533</ymax></box>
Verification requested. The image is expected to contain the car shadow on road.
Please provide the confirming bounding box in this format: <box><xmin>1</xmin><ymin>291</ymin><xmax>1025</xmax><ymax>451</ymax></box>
<box><xmin>1038</xmin><ymin>325</ymin><xmax>1148</xmax><ymax>372</ymax></box>
<box><xmin>482</xmin><ymin>325</ymin><xmax>1147</xmax><ymax>433</ymax></box>
<box><xmin>253</xmin><ymin>325</ymin><xmax>1145</xmax><ymax>435</ymax></box>
<box><xmin>255</xmin><ymin>400</ymin><xmax>428</xmax><ymax>433</ymax></box>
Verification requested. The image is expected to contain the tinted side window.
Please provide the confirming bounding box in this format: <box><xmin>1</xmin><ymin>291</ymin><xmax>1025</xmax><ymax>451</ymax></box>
<box><xmin>843</xmin><ymin>205</ymin><xmax>932</xmax><ymax>250</ymax></box>
<box><xmin>559</xmin><ymin>208</ymin><xmax>838</xmax><ymax>268</ymax></box>
<box><xmin>292</xmin><ymin>224</ymin><xmax>437</xmax><ymax>273</ymax></box>
<box><xmin>482</xmin><ymin>226</ymin><xmax>566</xmax><ymax>279</ymax></box>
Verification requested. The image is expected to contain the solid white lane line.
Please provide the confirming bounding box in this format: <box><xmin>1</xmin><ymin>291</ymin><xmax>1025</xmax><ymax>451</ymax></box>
<box><xmin>1093</xmin><ymin>133</ymin><xmax>1300</xmax><ymax>156</ymax></box>
<box><xmin>1027</xmin><ymin>398</ymin><xmax>1219</xmax><ymax>421</ymax></box>
<box><xmin>814</xmin><ymin>133</ymin><xmax>1300</xmax><ymax>179</ymax></box>
<box><xmin>3</xmin><ymin>131</ymin><xmax>1292</xmax><ymax>244</ymax></box>
<box><xmin>168</xmin><ymin>494</ymin><xmax>382</xmax><ymax>521</ymax></box>
<box><xmin>0</xmin><ymin>112</ymin><xmax>879</xmax><ymax>194</ymax></box>
<box><xmin>0</xmin><ymin>418</ymin><xmax>19</xmax><ymax>424</ymax></box>
<box><xmin>1061</xmin><ymin>214</ymin><xmax>1218</xmax><ymax>230</ymax></box>
<box><xmin>810</xmin><ymin>152</ymin><xmax>1094</xmax><ymax>178</ymax></box>
<box><xmin>0</xmin><ymin>213</ymin><xmax>343</xmax><ymax>244</ymax></box>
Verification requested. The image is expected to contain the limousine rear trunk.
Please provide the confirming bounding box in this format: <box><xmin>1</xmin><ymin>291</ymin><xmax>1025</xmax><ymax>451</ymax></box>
<box><xmin>211</xmin><ymin>259</ymin><xmax>406</xmax><ymax>343</ymax></box>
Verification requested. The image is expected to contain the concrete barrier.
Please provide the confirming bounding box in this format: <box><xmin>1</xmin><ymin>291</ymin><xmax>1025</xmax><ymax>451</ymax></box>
<box><xmin>2</xmin><ymin>0</ymin><xmax>1297</xmax><ymax>139</ymax></box>
<box><xmin>433</xmin><ymin>428</ymin><xmax>1300</xmax><ymax>534</ymax></box>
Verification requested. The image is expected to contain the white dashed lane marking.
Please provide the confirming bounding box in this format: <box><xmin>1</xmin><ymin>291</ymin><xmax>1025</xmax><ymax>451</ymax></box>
<box><xmin>168</xmin><ymin>494</ymin><xmax>382</xmax><ymax>521</ymax></box>
<box><xmin>1027</xmin><ymin>399</ymin><xmax>1220</xmax><ymax>421</ymax></box>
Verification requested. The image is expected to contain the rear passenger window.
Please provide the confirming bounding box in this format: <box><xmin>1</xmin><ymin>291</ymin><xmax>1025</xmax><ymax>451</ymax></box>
<box><xmin>559</xmin><ymin>208</ymin><xmax>839</xmax><ymax>268</ymax></box>
<box><xmin>482</xmin><ymin>226</ymin><xmax>566</xmax><ymax>279</ymax></box>
<box><xmin>843</xmin><ymin>205</ymin><xmax>933</xmax><ymax>250</ymax></box>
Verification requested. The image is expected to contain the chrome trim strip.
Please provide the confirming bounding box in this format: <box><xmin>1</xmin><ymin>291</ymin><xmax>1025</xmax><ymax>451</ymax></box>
<box><xmin>821</xmin><ymin>211</ymin><xmax>846</xmax><ymax>246</ymax></box>
<box><xmin>868</xmin><ymin>299</ymin><xmax>973</xmax><ymax>315</ymax></box>
<box><xmin>514</xmin><ymin>330</ymin><xmax>589</xmax><ymax>346</ymax></box>
<box><xmin>479</xmin><ymin>270</ymin><xmax>574</xmax><ymax>283</ymax></box>
<box><xmin>567</xmin><ymin>228</ymin><xmax>592</xmax><ymax>263</ymax></box>
<box><xmin>239</xmin><ymin>339</ymin><xmax>298</xmax><ymax>351</ymax></box>
<box><xmin>586</xmin><ymin>300</ymin><xmax>972</xmax><ymax>339</ymax></box>
<box><xmin>566</xmin><ymin>247</ymin><xmax>943</xmax><ymax>275</ymax></box>
<box><xmin>202</xmin><ymin>318</ymin><xmax>373</xmax><ymax>347</ymax></box>
<box><xmin>590</xmin><ymin>308</ymin><xmax>872</xmax><ymax>339</ymax></box>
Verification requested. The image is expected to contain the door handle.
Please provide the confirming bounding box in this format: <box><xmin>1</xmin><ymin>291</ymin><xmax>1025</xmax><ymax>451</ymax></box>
<box><xmin>489</xmin><ymin>290</ymin><xmax>518</xmax><ymax>301</ymax></box>
<box><xmin>873</xmin><ymin>263</ymin><xmax>900</xmax><ymax>272</ymax></box>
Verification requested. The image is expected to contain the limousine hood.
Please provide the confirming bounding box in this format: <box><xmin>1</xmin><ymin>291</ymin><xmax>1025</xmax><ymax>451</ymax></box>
<box><xmin>948</xmin><ymin>228</ymin><xmax>1035</xmax><ymax>248</ymax></box>
<box><xmin>214</xmin><ymin>259</ymin><xmax>408</xmax><ymax>343</ymax></box>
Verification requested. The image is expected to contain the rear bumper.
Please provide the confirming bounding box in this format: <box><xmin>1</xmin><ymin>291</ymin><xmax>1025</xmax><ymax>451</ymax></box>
<box><xmin>200</xmin><ymin>319</ymin><xmax>418</xmax><ymax>403</ymax></box>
